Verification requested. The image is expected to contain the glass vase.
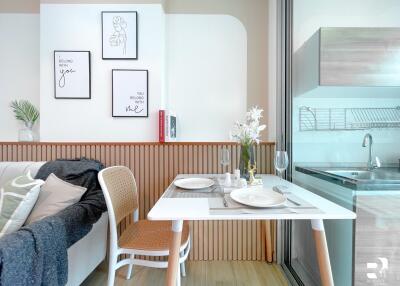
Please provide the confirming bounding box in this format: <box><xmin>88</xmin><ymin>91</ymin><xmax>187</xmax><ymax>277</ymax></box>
<box><xmin>18</xmin><ymin>122</ymin><xmax>35</xmax><ymax>142</ymax></box>
<box><xmin>239</xmin><ymin>144</ymin><xmax>255</xmax><ymax>181</ymax></box>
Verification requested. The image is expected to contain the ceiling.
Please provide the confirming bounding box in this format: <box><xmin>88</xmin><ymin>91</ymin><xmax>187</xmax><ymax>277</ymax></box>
<box><xmin>0</xmin><ymin>0</ymin><xmax>166</xmax><ymax>13</ymax></box>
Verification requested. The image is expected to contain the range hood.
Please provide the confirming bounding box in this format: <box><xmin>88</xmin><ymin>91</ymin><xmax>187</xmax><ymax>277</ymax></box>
<box><xmin>296</xmin><ymin>27</ymin><xmax>400</xmax><ymax>90</ymax></box>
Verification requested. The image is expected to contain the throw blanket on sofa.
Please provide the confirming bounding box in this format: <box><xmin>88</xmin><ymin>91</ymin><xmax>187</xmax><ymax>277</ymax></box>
<box><xmin>35</xmin><ymin>158</ymin><xmax>107</xmax><ymax>246</ymax></box>
<box><xmin>0</xmin><ymin>158</ymin><xmax>106</xmax><ymax>286</ymax></box>
<box><xmin>0</xmin><ymin>216</ymin><xmax>68</xmax><ymax>286</ymax></box>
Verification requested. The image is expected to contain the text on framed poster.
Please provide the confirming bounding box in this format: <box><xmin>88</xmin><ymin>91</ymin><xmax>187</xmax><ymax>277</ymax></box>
<box><xmin>54</xmin><ymin>51</ymin><xmax>91</xmax><ymax>99</ymax></box>
<box><xmin>112</xmin><ymin>69</ymin><xmax>148</xmax><ymax>117</ymax></box>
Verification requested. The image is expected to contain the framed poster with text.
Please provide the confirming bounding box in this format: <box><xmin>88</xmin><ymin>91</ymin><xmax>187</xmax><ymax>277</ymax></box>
<box><xmin>54</xmin><ymin>51</ymin><xmax>91</xmax><ymax>99</ymax></box>
<box><xmin>112</xmin><ymin>69</ymin><xmax>148</xmax><ymax>117</ymax></box>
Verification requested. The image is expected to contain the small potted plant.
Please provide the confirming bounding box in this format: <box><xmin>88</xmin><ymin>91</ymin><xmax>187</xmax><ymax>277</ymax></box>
<box><xmin>231</xmin><ymin>106</ymin><xmax>266</xmax><ymax>180</ymax></box>
<box><xmin>10</xmin><ymin>100</ymin><xmax>39</xmax><ymax>142</ymax></box>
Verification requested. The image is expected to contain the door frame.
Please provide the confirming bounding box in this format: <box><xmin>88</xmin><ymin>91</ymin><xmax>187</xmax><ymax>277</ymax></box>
<box><xmin>275</xmin><ymin>0</ymin><xmax>305</xmax><ymax>285</ymax></box>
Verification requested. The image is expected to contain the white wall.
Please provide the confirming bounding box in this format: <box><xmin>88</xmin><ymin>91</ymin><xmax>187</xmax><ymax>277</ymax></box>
<box><xmin>164</xmin><ymin>0</ymin><xmax>272</xmax><ymax>141</ymax></box>
<box><xmin>292</xmin><ymin>0</ymin><xmax>400</xmax><ymax>164</ymax></box>
<box><xmin>0</xmin><ymin>3</ymin><xmax>264</xmax><ymax>142</ymax></box>
<box><xmin>0</xmin><ymin>14</ymin><xmax>40</xmax><ymax>140</ymax></box>
<box><xmin>267</xmin><ymin>0</ymin><xmax>277</xmax><ymax>142</ymax></box>
<box><xmin>40</xmin><ymin>4</ymin><xmax>165</xmax><ymax>142</ymax></box>
<box><xmin>39</xmin><ymin>4</ymin><xmax>250</xmax><ymax>142</ymax></box>
<box><xmin>165</xmin><ymin>14</ymin><xmax>247</xmax><ymax>141</ymax></box>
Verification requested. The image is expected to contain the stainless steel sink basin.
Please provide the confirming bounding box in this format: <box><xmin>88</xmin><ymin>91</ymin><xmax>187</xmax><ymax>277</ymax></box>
<box><xmin>296</xmin><ymin>166</ymin><xmax>400</xmax><ymax>190</ymax></box>
<box><xmin>325</xmin><ymin>170</ymin><xmax>374</xmax><ymax>180</ymax></box>
<box><xmin>323</xmin><ymin>168</ymin><xmax>400</xmax><ymax>182</ymax></box>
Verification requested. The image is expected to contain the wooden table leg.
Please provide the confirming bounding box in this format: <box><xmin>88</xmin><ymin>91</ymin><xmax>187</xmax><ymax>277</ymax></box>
<box><xmin>166</xmin><ymin>220</ymin><xmax>183</xmax><ymax>286</ymax></box>
<box><xmin>265</xmin><ymin>220</ymin><xmax>273</xmax><ymax>263</ymax></box>
<box><xmin>311</xmin><ymin>219</ymin><xmax>334</xmax><ymax>286</ymax></box>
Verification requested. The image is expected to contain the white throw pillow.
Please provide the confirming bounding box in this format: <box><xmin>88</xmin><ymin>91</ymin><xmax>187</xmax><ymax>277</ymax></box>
<box><xmin>0</xmin><ymin>171</ymin><xmax>44</xmax><ymax>237</ymax></box>
<box><xmin>25</xmin><ymin>173</ymin><xmax>86</xmax><ymax>225</ymax></box>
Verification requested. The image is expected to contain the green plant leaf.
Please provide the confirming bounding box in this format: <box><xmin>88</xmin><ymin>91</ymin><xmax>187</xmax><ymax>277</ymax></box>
<box><xmin>10</xmin><ymin>100</ymin><xmax>39</xmax><ymax>125</ymax></box>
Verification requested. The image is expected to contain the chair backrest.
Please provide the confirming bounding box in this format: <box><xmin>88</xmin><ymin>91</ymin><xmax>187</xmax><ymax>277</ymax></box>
<box><xmin>98</xmin><ymin>166</ymin><xmax>139</xmax><ymax>225</ymax></box>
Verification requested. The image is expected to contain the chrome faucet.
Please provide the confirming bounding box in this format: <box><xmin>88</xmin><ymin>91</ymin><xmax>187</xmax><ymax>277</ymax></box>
<box><xmin>362</xmin><ymin>133</ymin><xmax>381</xmax><ymax>170</ymax></box>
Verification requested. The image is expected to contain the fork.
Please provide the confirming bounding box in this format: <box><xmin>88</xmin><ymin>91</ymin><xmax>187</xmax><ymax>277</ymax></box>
<box><xmin>222</xmin><ymin>196</ymin><xmax>228</xmax><ymax>207</ymax></box>
<box><xmin>218</xmin><ymin>188</ymin><xmax>228</xmax><ymax>207</ymax></box>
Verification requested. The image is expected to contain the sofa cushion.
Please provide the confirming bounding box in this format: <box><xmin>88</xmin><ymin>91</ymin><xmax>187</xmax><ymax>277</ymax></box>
<box><xmin>0</xmin><ymin>172</ymin><xmax>44</xmax><ymax>237</ymax></box>
<box><xmin>25</xmin><ymin>173</ymin><xmax>87</xmax><ymax>224</ymax></box>
<box><xmin>0</xmin><ymin>162</ymin><xmax>45</xmax><ymax>187</ymax></box>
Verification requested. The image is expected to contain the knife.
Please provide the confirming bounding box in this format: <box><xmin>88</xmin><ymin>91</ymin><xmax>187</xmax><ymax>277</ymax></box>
<box><xmin>272</xmin><ymin>186</ymin><xmax>301</xmax><ymax>206</ymax></box>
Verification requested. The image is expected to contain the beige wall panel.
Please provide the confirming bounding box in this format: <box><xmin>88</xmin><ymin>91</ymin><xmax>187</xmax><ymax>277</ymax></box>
<box><xmin>0</xmin><ymin>141</ymin><xmax>276</xmax><ymax>261</ymax></box>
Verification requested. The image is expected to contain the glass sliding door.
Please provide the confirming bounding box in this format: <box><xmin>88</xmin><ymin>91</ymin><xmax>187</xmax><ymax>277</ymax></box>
<box><xmin>281</xmin><ymin>1</ymin><xmax>400</xmax><ymax>286</ymax></box>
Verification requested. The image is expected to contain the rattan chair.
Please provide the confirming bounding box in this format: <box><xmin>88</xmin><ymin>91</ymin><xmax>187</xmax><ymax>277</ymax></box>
<box><xmin>98</xmin><ymin>166</ymin><xmax>190</xmax><ymax>286</ymax></box>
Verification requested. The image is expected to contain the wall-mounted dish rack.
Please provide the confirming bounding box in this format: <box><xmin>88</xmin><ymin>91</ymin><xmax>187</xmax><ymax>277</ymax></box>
<box><xmin>299</xmin><ymin>106</ymin><xmax>400</xmax><ymax>131</ymax></box>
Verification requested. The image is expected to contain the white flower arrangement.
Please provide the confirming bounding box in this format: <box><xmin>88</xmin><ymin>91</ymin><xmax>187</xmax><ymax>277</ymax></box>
<box><xmin>231</xmin><ymin>106</ymin><xmax>267</xmax><ymax>145</ymax></box>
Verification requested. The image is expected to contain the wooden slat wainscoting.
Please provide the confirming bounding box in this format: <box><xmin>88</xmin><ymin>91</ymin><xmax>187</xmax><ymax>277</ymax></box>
<box><xmin>0</xmin><ymin>142</ymin><xmax>276</xmax><ymax>262</ymax></box>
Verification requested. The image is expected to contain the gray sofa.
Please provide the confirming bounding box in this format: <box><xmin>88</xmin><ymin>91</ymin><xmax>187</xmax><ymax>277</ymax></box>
<box><xmin>0</xmin><ymin>162</ymin><xmax>108</xmax><ymax>285</ymax></box>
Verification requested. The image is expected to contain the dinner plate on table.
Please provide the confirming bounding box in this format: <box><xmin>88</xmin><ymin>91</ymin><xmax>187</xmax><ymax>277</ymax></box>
<box><xmin>230</xmin><ymin>188</ymin><xmax>286</xmax><ymax>208</ymax></box>
<box><xmin>174</xmin><ymin>178</ymin><xmax>215</xmax><ymax>190</ymax></box>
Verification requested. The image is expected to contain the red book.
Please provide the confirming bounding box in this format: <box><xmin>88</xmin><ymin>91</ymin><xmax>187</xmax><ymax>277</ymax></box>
<box><xmin>159</xmin><ymin>110</ymin><xmax>165</xmax><ymax>142</ymax></box>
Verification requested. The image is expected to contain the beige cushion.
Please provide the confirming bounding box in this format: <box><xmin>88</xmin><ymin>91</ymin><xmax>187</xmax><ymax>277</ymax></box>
<box><xmin>25</xmin><ymin>173</ymin><xmax>86</xmax><ymax>225</ymax></box>
<box><xmin>0</xmin><ymin>171</ymin><xmax>44</xmax><ymax>237</ymax></box>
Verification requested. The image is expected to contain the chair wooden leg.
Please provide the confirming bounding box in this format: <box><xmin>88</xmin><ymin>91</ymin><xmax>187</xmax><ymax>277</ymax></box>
<box><xmin>166</xmin><ymin>220</ymin><xmax>183</xmax><ymax>286</ymax></box>
<box><xmin>176</xmin><ymin>257</ymin><xmax>181</xmax><ymax>286</ymax></box>
<box><xmin>311</xmin><ymin>219</ymin><xmax>334</xmax><ymax>286</ymax></box>
<box><xmin>126</xmin><ymin>253</ymin><xmax>134</xmax><ymax>280</ymax></box>
<box><xmin>180</xmin><ymin>251</ymin><xmax>186</xmax><ymax>277</ymax></box>
<box><xmin>265</xmin><ymin>220</ymin><xmax>273</xmax><ymax>263</ymax></box>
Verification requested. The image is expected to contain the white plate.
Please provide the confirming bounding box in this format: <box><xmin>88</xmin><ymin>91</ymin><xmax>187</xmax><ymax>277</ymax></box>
<box><xmin>230</xmin><ymin>188</ymin><xmax>286</xmax><ymax>208</ymax></box>
<box><xmin>174</xmin><ymin>178</ymin><xmax>215</xmax><ymax>190</ymax></box>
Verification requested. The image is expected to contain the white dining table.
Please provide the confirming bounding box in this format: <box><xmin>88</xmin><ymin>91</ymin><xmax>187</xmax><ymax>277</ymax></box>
<box><xmin>147</xmin><ymin>174</ymin><xmax>356</xmax><ymax>286</ymax></box>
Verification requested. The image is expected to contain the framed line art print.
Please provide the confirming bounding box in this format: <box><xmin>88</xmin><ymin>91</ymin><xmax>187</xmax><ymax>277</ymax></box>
<box><xmin>102</xmin><ymin>11</ymin><xmax>138</xmax><ymax>60</ymax></box>
<box><xmin>112</xmin><ymin>69</ymin><xmax>148</xmax><ymax>117</ymax></box>
<box><xmin>54</xmin><ymin>51</ymin><xmax>91</xmax><ymax>99</ymax></box>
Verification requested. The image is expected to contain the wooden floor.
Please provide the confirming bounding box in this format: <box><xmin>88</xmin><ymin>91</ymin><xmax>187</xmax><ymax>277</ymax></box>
<box><xmin>82</xmin><ymin>261</ymin><xmax>289</xmax><ymax>286</ymax></box>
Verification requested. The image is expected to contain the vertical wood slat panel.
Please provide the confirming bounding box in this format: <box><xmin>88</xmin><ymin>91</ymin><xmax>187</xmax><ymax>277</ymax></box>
<box><xmin>0</xmin><ymin>142</ymin><xmax>275</xmax><ymax>261</ymax></box>
<box><xmin>7</xmin><ymin>144</ymin><xmax>12</xmax><ymax>161</ymax></box>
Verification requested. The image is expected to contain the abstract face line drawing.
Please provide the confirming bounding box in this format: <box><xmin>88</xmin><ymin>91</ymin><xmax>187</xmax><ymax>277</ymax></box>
<box><xmin>109</xmin><ymin>16</ymin><xmax>127</xmax><ymax>55</ymax></box>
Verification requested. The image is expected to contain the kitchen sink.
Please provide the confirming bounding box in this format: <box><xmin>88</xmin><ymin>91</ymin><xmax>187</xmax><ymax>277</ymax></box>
<box><xmin>324</xmin><ymin>168</ymin><xmax>400</xmax><ymax>181</ymax></box>
<box><xmin>295</xmin><ymin>166</ymin><xmax>400</xmax><ymax>190</ymax></box>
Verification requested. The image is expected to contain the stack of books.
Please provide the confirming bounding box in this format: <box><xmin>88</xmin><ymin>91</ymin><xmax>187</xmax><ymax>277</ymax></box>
<box><xmin>159</xmin><ymin>110</ymin><xmax>177</xmax><ymax>142</ymax></box>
